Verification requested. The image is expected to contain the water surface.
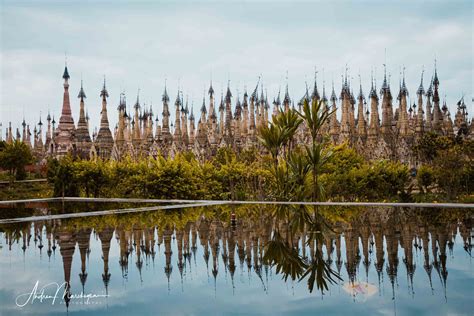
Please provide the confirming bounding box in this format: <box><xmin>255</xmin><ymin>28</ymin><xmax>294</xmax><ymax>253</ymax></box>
<box><xmin>0</xmin><ymin>203</ymin><xmax>472</xmax><ymax>315</ymax></box>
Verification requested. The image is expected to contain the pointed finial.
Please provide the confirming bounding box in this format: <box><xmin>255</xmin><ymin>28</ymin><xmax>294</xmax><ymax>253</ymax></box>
<box><xmin>344</xmin><ymin>64</ymin><xmax>349</xmax><ymax>84</ymax></box>
<box><xmin>162</xmin><ymin>80</ymin><xmax>169</xmax><ymax>102</ymax></box>
<box><xmin>358</xmin><ymin>74</ymin><xmax>364</xmax><ymax>100</ymax></box>
<box><xmin>251</xmin><ymin>76</ymin><xmax>260</xmax><ymax>101</ymax></box>
<box><xmin>330</xmin><ymin>80</ymin><xmax>337</xmax><ymax>101</ymax></box>
<box><xmin>78</xmin><ymin>80</ymin><xmax>86</xmax><ymax>100</ymax></box>
<box><xmin>416</xmin><ymin>67</ymin><xmax>425</xmax><ymax>96</ymax></box>
<box><xmin>312</xmin><ymin>67</ymin><xmax>320</xmax><ymax>100</ymax></box>
<box><xmin>62</xmin><ymin>61</ymin><xmax>70</xmax><ymax>80</ymax></box>
<box><xmin>433</xmin><ymin>59</ymin><xmax>439</xmax><ymax>86</ymax></box>
<box><xmin>284</xmin><ymin>72</ymin><xmax>290</xmax><ymax>103</ymax></box>
<box><xmin>100</xmin><ymin>76</ymin><xmax>109</xmax><ymax>98</ymax></box>
<box><xmin>208</xmin><ymin>79</ymin><xmax>214</xmax><ymax>96</ymax></box>
<box><xmin>225</xmin><ymin>81</ymin><xmax>232</xmax><ymax>103</ymax></box>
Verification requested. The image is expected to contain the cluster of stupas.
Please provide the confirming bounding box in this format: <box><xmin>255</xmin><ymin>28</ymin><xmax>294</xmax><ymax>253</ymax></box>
<box><xmin>2</xmin><ymin>63</ymin><xmax>471</xmax><ymax>164</ymax></box>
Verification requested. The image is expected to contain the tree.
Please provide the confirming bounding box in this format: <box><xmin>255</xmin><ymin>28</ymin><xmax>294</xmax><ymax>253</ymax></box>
<box><xmin>0</xmin><ymin>140</ymin><xmax>34</xmax><ymax>180</ymax></box>
<box><xmin>47</xmin><ymin>156</ymin><xmax>79</xmax><ymax>197</ymax></box>
<box><xmin>433</xmin><ymin>147</ymin><xmax>468</xmax><ymax>200</ymax></box>
<box><xmin>298</xmin><ymin>98</ymin><xmax>334</xmax><ymax>201</ymax></box>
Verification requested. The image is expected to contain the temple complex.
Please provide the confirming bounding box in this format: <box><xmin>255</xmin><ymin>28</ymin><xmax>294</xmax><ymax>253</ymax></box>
<box><xmin>4</xmin><ymin>64</ymin><xmax>472</xmax><ymax>165</ymax></box>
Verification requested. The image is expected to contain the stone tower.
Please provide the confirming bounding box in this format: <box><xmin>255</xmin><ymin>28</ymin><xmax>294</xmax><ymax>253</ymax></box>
<box><xmin>95</xmin><ymin>78</ymin><xmax>114</xmax><ymax>159</ymax></box>
<box><xmin>55</xmin><ymin>65</ymin><xmax>76</xmax><ymax>156</ymax></box>
<box><xmin>75</xmin><ymin>80</ymin><xmax>92</xmax><ymax>158</ymax></box>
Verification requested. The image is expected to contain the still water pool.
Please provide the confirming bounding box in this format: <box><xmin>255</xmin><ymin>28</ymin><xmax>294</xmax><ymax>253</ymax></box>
<box><xmin>0</xmin><ymin>203</ymin><xmax>472</xmax><ymax>315</ymax></box>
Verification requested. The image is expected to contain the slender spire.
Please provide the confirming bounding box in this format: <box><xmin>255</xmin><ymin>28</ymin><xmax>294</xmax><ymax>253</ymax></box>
<box><xmin>117</xmin><ymin>92</ymin><xmax>126</xmax><ymax>111</ymax></box>
<box><xmin>135</xmin><ymin>89</ymin><xmax>141</xmax><ymax>109</ymax></box>
<box><xmin>321</xmin><ymin>81</ymin><xmax>328</xmax><ymax>102</ymax></box>
<box><xmin>400</xmin><ymin>66</ymin><xmax>408</xmax><ymax>96</ymax></box>
<box><xmin>62</xmin><ymin>60</ymin><xmax>70</xmax><ymax>80</ymax></box>
<box><xmin>330</xmin><ymin>80</ymin><xmax>337</xmax><ymax>102</ymax></box>
<box><xmin>162</xmin><ymin>81</ymin><xmax>169</xmax><ymax>102</ymax></box>
<box><xmin>208</xmin><ymin>80</ymin><xmax>214</xmax><ymax>97</ymax></box>
<box><xmin>219</xmin><ymin>91</ymin><xmax>224</xmax><ymax>111</ymax></box>
<box><xmin>311</xmin><ymin>68</ymin><xmax>320</xmax><ymax>100</ymax></box>
<box><xmin>426</xmin><ymin>76</ymin><xmax>434</xmax><ymax>97</ymax></box>
<box><xmin>417</xmin><ymin>69</ymin><xmax>425</xmax><ymax>96</ymax></box>
<box><xmin>78</xmin><ymin>80</ymin><xmax>86</xmax><ymax>100</ymax></box>
<box><xmin>433</xmin><ymin>59</ymin><xmax>439</xmax><ymax>86</ymax></box>
<box><xmin>380</xmin><ymin>63</ymin><xmax>389</xmax><ymax>94</ymax></box>
<box><xmin>369</xmin><ymin>70</ymin><xmax>378</xmax><ymax>99</ymax></box>
<box><xmin>175</xmin><ymin>89</ymin><xmax>181</xmax><ymax>106</ymax></box>
<box><xmin>225</xmin><ymin>81</ymin><xmax>232</xmax><ymax>103</ymax></box>
<box><xmin>251</xmin><ymin>77</ymin><xmax>260</xmax><ymax>102</ymax></box>
<box><xmin>201</xmin><ymin>94</ymin><xmax>207</xmax><ymax>114</ymax></box>
<box><xmin>284</xmin><ymin>80</ymin><xmax>290</xmax><ymax>104</ymax></box>
<box><xmin>100</xmin><ymin>76</ymin><xmax>109</xmax><ymax>98</ymax></box>
<box><xmin>358</xmin><ymin>75</ymin><xmax>364</xmax><ymax>101</ymax></box>
<box><xmin>275</xmin><ymin>87</ymin><xmax>281</xmax><ymax>105</ymax></box>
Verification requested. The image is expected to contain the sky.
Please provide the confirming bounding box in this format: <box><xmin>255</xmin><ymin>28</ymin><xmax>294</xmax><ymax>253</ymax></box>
<box><xmin>0</xmin><ymin>0</ymin><xmax>472</xmax><ymax>135</ymax></box>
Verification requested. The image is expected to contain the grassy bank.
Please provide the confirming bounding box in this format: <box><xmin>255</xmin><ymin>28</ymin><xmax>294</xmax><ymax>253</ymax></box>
<box><xmin>0</xmin><ymin>181</ymin><xmax>53</xmax><ymax>200</ymax></box>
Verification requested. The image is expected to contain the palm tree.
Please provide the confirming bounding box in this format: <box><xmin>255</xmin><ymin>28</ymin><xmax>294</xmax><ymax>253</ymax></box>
<box><xmin>298</xmin><ymin>99</ymin><xmax>334</xmax><ymax>201</ymax></box>
<box><xmin>273</xmin><ymin>109</ymin><xmax>303</xmax><ymax>155</ymax></box>
<box><xmin>258</xmin><ymin>123</ymin><xmax>286</xmax><ymax>170</ymax></box>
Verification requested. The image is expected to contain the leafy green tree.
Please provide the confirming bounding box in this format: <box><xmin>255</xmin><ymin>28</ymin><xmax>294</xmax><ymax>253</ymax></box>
<box><xmin>74</xmin><ymin>159</ymin><xmax>111</xmax><ymax>197</ymax></box>
<box><xmin>413</xmin><ymin>132</ymin><xmax>455</xmax><ymax>162</ymax></box>
<box><xmin>433</xmin><ymin>147</ymin><xmax>468</xmax><ymax>200</ymax></box>
<box><xmin>417</xmin><ymin>165</ymin><xmax>434</xmax><ymax>193</ymax></box>
<box><xmin>0</xmin><ymin>140</ymin><xmax>34</xmax><ymax>180</ymax></box>
<box><xmin>47</xmin><ymin>156</ymin><xmax>79</xmax><ymax>197</ymax></box>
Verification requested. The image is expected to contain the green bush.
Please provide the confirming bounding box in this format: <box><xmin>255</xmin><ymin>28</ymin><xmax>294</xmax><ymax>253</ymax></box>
<box><xmin>0</xmin><ymin>140</ymin><xmax>34</xmax><ymax>180</ymax></box>
<box><xmin>417</xmin><ymin>165</ymin><xmax>434</xmax><ymax>193</ymax></box>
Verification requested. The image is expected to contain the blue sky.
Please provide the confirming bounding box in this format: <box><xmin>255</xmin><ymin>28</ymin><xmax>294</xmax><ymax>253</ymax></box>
<box><xmin>0</xmin><ymin>0</ymin><xmax>472</xmax><ymax>134</ymax></box>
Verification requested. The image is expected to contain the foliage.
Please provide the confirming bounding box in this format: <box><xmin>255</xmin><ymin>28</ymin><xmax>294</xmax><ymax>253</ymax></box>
<box><xmin>413</xmin><ymin>132</ymin><xmax>456</xmax><ymax>162</ymax></box>
<box><xmin>320</xmin><ymin>152</ymin><xmax>410</xmax><ymax>201</ymax></box>
<box><xmin>416</xmin><ymin>165</ymin><xmax>434</xmax><ymax>193</ymax></box>
<box><xmin>0</xmin><ymin>140</ymin><xmax>34</xmax><ymax>180</ymax></box>
<box><xmin>298</xmin><ymin>98</ymin><xmax>333</xmax><ymax>201</ymax></box>
<box><xmin>414</xmin><ymin>134</ymin><xmax>473</xmax><ymax>200</ymax></box>
<box><xmin>44</xmin><ymin>152</ymin><xmax>270</xmax><ymax>200</ymax></box>
<box><xmin>0</xmin><ymin>181</ymin><xmax>52</xmax><ymax>201</ymax></box>
<box><xmin>47</xmin><ymin>155</ymin><xmax>80</xmax><ymax>197</ymax></box>
<box><xmin>432</xmin><ymin>146</ymin><xmax>472</xmax><ymax>200</ymax></box>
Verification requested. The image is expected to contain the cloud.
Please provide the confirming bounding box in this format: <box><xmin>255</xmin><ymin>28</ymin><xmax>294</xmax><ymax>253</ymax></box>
<box><xmin>0</xmin><ymin>1</ymin><xmax>472</xmax><ymax>133</ymax></box>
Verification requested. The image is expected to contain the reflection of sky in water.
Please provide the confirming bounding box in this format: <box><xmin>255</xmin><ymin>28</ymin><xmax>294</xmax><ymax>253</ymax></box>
<box><xmin>0</xmin><ymin>208</ymin><xmax>472</xmax><ymax>316</ymax></box>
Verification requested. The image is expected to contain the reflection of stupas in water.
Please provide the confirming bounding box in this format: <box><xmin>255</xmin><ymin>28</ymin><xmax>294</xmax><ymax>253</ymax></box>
<box><xmin>163</xmin><ymin>227</ymin><xmax>173</xmax><ymax>289</ymax></box>
<box><xmin>57</xmin><ymin>226</ymin><xmax>76</xmax><ymax>309</ymax></box>
<box><xmin>2</xmin><ymin>206</ymin><xmax>472</xmax><ymax>301</ymax></box>
<box><xmin>98</xmin><ymin>226</ymin><xmax>114</xmax><ymax>294</ymax></box>
<box><xmin>77</xmin><ymin>228</ymin><xmax>92</xmax><ymax>293</ymax></box>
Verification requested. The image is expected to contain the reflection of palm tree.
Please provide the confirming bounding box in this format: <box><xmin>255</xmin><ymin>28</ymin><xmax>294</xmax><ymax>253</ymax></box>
<box><xmin>263</xmin><ymin>207</ymin><xmax>342</xmax><ymax>293</ymax></box>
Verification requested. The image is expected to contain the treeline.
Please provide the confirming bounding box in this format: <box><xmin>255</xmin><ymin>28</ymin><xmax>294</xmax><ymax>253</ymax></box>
<box><xmin>45</xmin><ymin>134</ymin><xmax>472</xmax><ymax>202</ymax></box>
<box><xmin>46</xmin><ymin>148</ymin><xmax>270</xmax><ymax>200</ymax></box>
